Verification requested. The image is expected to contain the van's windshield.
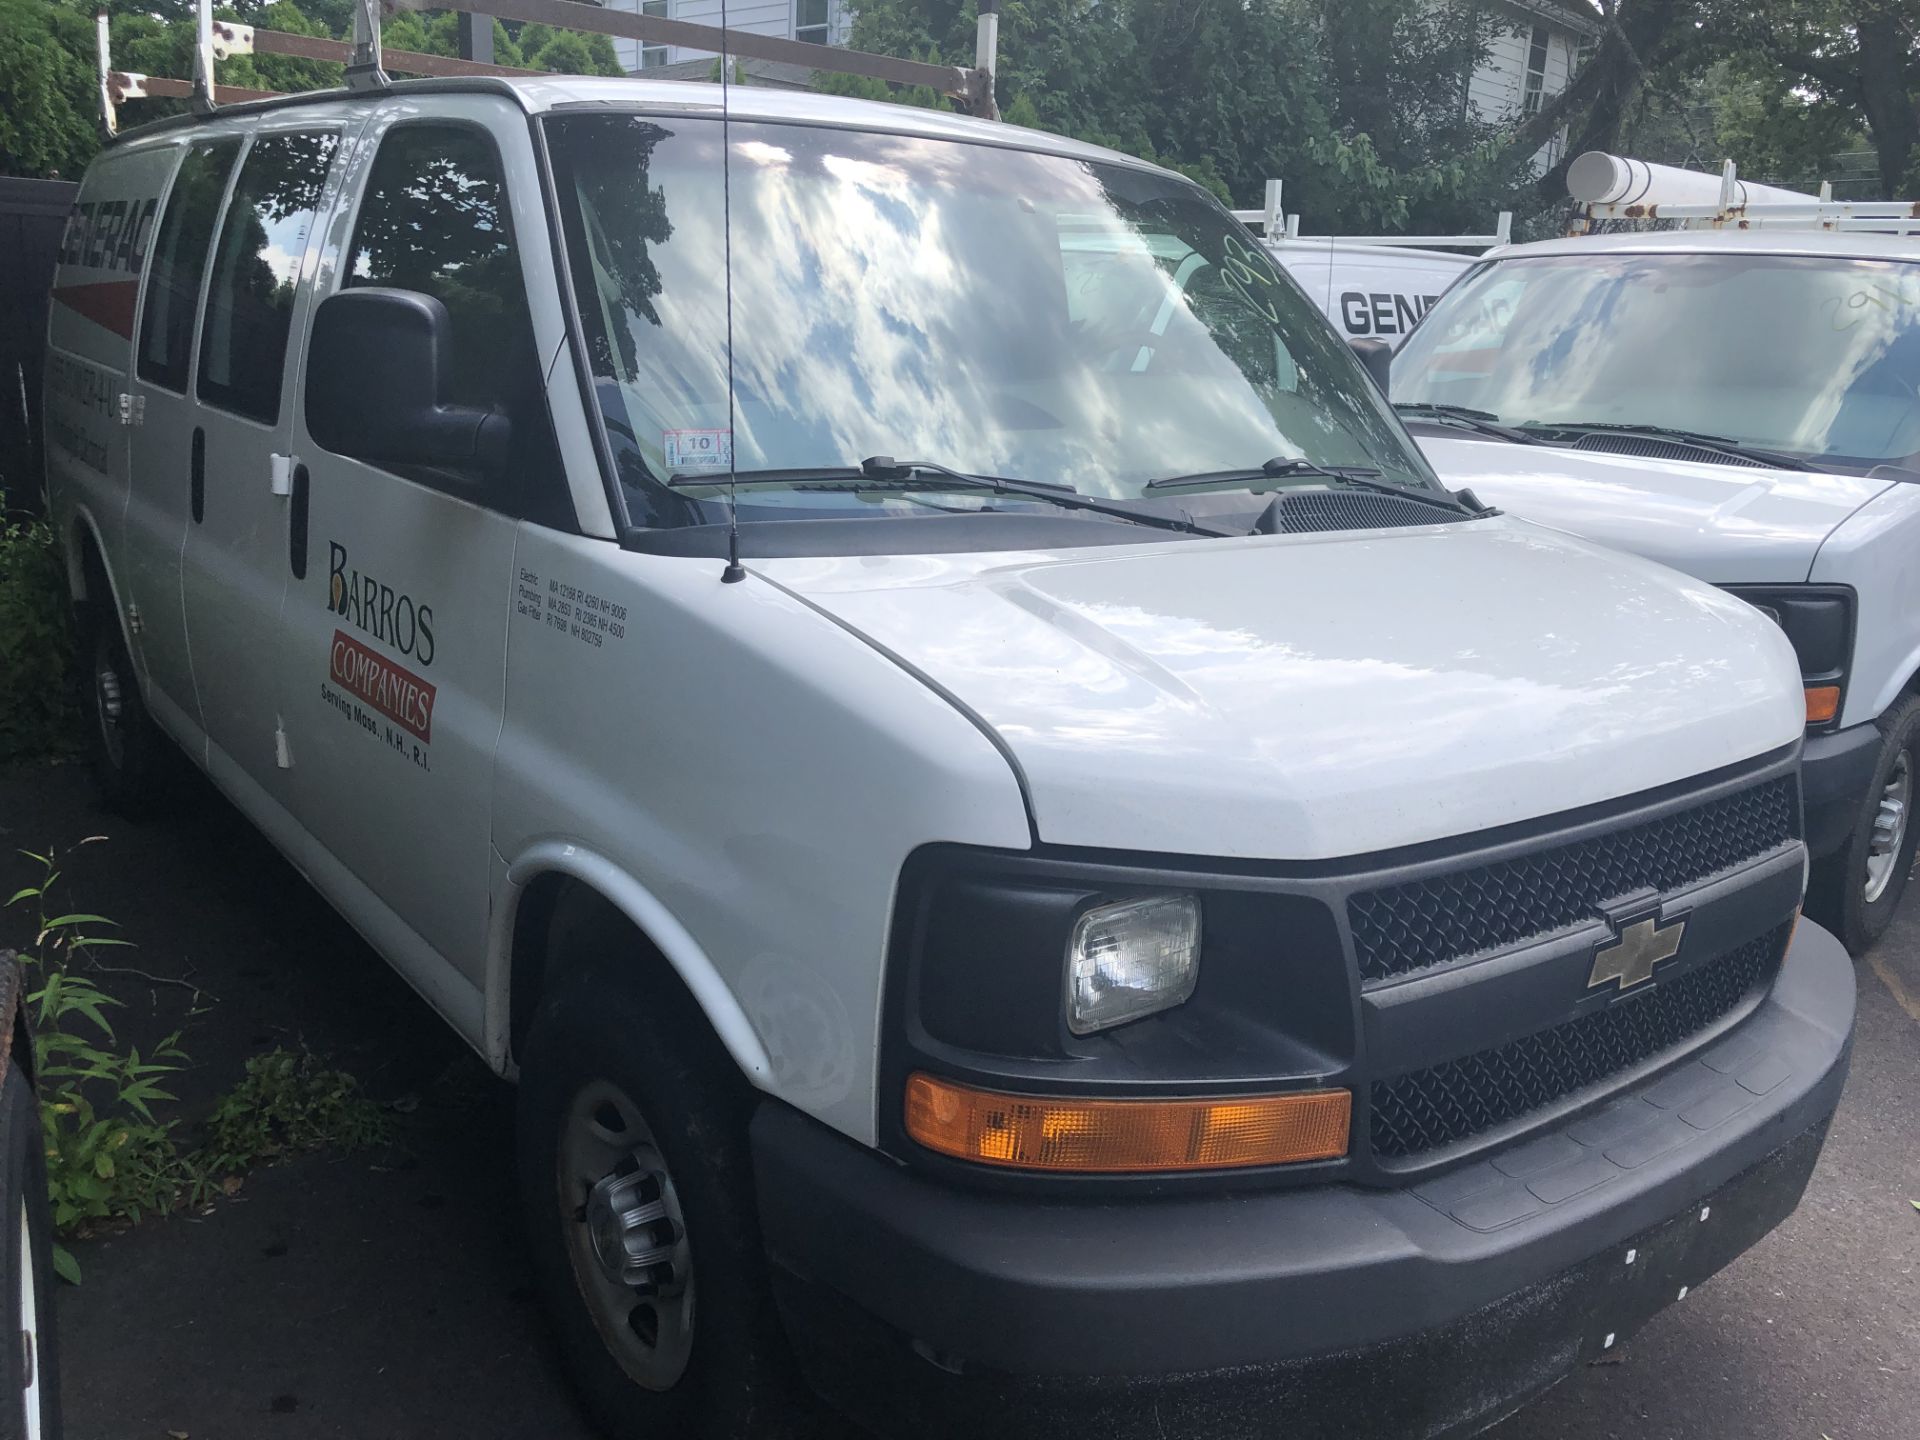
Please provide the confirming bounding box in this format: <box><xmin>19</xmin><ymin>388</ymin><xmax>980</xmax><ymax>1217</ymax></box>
<box><xmin>1393</xmin><ymin>251</ymin><xmax>1920</xmax><ymax>474</ymax></box>
<box><xmin>541</xmin><ymin>114</ymin><xmax>1442</xmax><ymax>533</ymax></box>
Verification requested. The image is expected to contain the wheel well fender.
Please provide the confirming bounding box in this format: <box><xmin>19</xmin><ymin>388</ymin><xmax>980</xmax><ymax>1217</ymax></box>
<box><xmin>486</xmin><ymin>842</ymin><xmax>773</xmax><ymax>1087</ymax></box>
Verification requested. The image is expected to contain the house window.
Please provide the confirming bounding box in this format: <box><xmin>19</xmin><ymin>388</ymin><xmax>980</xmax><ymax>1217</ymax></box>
<box><xmin>639</xmin><ymin>0</ymin><xmax>669</xmax><ymax>69</ymax></box>
<box><xmin>795</xmin><ymin>0</ymin><xmax>830</xmax><ymax>46</ymax></box>
<box><xmin>1522</xmin><ymin>25</ymin><xmax>1550</xmax><ymax>115</ymax></box>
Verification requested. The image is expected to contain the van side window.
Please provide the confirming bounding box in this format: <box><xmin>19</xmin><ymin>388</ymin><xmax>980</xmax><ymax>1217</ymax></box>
<box><xmin>198</xmin><ymin>131</ymin><xmax>340</xmax><ymax>425</ymax></box>
<box><xmin>137</xmin><ymin>138</ymin><xmax>241</xmax><ymax>393</ymax></box>
<box><xmin>345</xmin><ymin>125</ymin><xmax>530</xmax><ymax>413</ymax></box>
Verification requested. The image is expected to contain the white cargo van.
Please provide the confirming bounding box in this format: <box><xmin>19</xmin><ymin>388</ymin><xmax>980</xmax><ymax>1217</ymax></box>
<box><xmin>1391</xmin><ymin>197</ymin><xmax>1920</xmax><ymax>955</ymax></box>
<box><xmin>45</xmin><ymin>80</ymin><xmax>1853</xmax><ymax>1440</ymax></box>
<box><xmin>1232</xmin><ymin>186</ymin><xmax>1502</xmax><ymax>350</ymax></box>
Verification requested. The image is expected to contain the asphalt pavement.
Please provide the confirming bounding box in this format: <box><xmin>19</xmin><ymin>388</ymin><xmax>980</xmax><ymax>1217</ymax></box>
<box><xmin>1</xmin><ymin>759</ymin><xmax>1914</xmax><ymax>1440</ymax></box>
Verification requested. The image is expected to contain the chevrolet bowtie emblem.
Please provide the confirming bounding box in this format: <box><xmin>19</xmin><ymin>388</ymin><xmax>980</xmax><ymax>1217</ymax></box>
<box><xmin>1588</xmin><ymin>915</ymin><xmax>1686</xmax><ymax>992</ymax></box>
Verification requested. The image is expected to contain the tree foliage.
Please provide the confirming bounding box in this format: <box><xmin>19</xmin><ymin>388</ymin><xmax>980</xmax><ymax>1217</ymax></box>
<box><xmin>832</xmin><ymin>0</ymin><xmax>1555</xmax><ymax>228</ymax></box>
<box><xmin>0</xmin><ymin>0</ymin><xmax>624</xmax><ymax>180</ymax></box>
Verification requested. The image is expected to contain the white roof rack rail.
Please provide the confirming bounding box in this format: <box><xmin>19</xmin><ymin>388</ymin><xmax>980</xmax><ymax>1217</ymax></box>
<box><xmin>1230</xmin><ymin>179</ymin><xmax>1512</xmax><ymax>251</ymax></box>
<box><xmin>1567</xmin><ymin>153</ymin><xmax>1920</xmax><ymax>235</ymax></box>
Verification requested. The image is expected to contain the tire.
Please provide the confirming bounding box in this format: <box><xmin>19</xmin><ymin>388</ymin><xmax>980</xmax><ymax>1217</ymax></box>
<box><xmin>516</xmin><ymin>948</ymin><xmax>809</xmax><ymax>1440</ymax></box>
<box><xmin>1808</xmin><ymin>694</ymin><xmax>1920</xmax><ymax>955</ymax></box>
<box><xmin>80</xmin><ymin>601</ymin><xmax>168</xmax><ymax>818</ymax></box>
<box><xmin>0</xmin><ymin>1057</ymin><xmax>61</xmax><ymax>1440</ymax></box>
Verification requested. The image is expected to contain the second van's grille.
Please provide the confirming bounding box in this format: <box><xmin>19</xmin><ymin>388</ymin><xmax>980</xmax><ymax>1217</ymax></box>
<box><xmin>1348</xmin><ymin>777</ymin><xmax>1797</xmax><ymax>984</ymax></box>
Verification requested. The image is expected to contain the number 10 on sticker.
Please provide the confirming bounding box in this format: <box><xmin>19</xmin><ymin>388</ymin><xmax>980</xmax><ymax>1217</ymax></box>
<box><xmin>665</xmin><ymin>428</ymin><xmax>732</xmax><ymax>470</ymax></box>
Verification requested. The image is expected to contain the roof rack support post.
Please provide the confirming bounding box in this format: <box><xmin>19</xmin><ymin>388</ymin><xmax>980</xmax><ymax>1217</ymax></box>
<box><xmin>1494</xmin><ymin>210</ymin><xmax>1512</xmax><ymax>245</ymax></box>
<box><xmin>348</xmin><ymin>0</ymin><xmax>391</xmax><ymax>91</ymax></box>
<box><xmin>970</xmin><ymin>0</ymin><xmax>1001</xmax><ymax>121</ymax></box>
<box><xmin>95</xmin><ymin>9</ymin><xmax>117</xmax><ymax>138</ymax></box>
<box><xmin>1262</xmin><ymin>178</ymin><xmax>1283</xmax><ymax>236</ymax></box>
<box><xmin>191</xmin><ymin>0</ymin><xmax>216</xmax><ymax>114</ymax></box>
<box><xmin>1718</xmin><ymin>159</ymin><xmax>1738</xmax><ymax>213</ymax></box>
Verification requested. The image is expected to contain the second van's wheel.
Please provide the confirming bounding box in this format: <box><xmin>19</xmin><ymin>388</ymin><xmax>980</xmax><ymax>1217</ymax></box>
<box><xmin>516</xmin><ymin>953</ymin><xmax>809</xmax><ymax>1439</ymax></box>
<box><xmin>0</xmin><ymin>1053</ymin><xmax>61</xmax><ymax>1440</ymax></box>
<box><xmin>1809</xmin><ymin>694</ymin><xmax>1920</xmax><ymax>955</ymax></box>
<box><xmin>82</xmin><ymin>602</ymin><xmax>168</xmax><ymax>818</ymax></box>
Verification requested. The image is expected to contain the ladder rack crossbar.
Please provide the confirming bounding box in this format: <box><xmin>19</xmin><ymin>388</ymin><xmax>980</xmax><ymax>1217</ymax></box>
<box><xmin>95</xmin><ymin>0</ymin><xmax>1000</xmax><ymax>134</ymax></box>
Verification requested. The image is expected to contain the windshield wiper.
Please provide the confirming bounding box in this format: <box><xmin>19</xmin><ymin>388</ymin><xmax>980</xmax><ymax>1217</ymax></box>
<box><xmin>1145</xmin><ymin>457</ymin><xmax>1482</xmax><ymax>516</ymax></box>
<box><xmin>669</xmin><ymin>456</ymin><xmax>1227</xmax><ymax>536</ymax></box>
<box><xmin>1393</xmin><ymin>402</ymin><xmax>1541</xmax><ymax>445</ymax></box>
<box><xmin>1517</xmin><ymin>421</ymin><xmax>1816</xmax><ymax>472</ymax></box>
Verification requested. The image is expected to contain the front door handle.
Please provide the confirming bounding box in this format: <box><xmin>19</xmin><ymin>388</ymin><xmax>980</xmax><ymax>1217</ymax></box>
<box><xmin>190</xmin><ymin>427</ymin><xmax>205</xmax><ymax>523</ymax></box>
<box><xmin>289</xmin><ymin>463</ymin><xmax>310</xmax><ymax>579</ymax></box>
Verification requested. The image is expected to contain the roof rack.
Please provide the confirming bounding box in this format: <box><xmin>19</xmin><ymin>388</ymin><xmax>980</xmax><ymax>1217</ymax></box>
<box><xmin>1566</xmin><ymin>153</ymin><xmax>1920</xmax><ymax>235</ymax></box>
<box><xmin>1230</xmin><ymin>179</ymin><xmax>1512</xmax><ymax>251</ymax></box>
<box><xmin>96</xmin><ymin>0</ymin><xmax>1002</xmax><ymax>138</ymax></box>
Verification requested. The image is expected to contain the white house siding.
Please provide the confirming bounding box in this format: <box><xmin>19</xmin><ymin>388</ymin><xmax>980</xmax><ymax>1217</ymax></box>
<box><xmin>1466</xmin><ymin>2</ymin><xmax>1596</xmax><ymax>172</ymax></box>
<box><xmin>599</xmin><ymin>0</ymin><xmax>851</xmax><ymax>71</ymax></box>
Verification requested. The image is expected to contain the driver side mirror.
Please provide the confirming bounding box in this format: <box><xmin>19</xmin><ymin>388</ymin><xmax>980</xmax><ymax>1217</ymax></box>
<box><xmin>305</xmin><ymin>287</ymin><xmax>512</xmax><ymax>481</ymax></box>
<box><xmin>1349</xmin><ymin>337</ymin><xmax>1392</xmax><ymax>393</ymax></box>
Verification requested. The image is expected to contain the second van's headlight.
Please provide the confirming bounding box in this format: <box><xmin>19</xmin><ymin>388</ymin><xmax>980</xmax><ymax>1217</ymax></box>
<box><xmin>1721</xmin><ymin>584</ymin><xmax>1854</xmax><ymax>732</ymax></box>
<box><xmin>1066</xmin><ymin>894</ymin><xmax>1202</xmax><ymax>1035</ymax></box>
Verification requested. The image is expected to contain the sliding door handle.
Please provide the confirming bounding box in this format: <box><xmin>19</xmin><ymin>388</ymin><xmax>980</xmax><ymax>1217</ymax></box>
<box><xmin>289</xmin><ymin>463</ymin><xmax>310</xmax><ymax>579</ymax></box>
<box><xmin>189</xmin><ymin>427</ymin><xmax>205</xmax><ymax>523</ymax></box>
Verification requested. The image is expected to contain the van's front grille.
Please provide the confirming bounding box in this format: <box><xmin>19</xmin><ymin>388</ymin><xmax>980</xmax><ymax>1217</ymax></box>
<box><xmin>1369</xmin><ymin>924</ymin><xmax>1787</xmax><ymax>1159</ymax></box>
<box><xmin>1348</xmin><ymin>777</ymin><xmax>1797</xmax><ymax>984</ymax></box>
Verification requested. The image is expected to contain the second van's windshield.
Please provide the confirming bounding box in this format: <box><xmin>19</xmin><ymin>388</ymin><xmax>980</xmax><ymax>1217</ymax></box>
<box><xmin>541</xmin><ymin>114</ymin><xmax>1440</xmax><ymax>530</ymax></box>
<box><xmin>1393</xmin><ymin>251</ymin><xmax>1920</xmax><ymax>474</ymax></box>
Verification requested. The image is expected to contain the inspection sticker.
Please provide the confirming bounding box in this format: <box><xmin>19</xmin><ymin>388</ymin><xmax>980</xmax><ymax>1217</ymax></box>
<box><xmin>664</xmin><ymin>428</ymin><xmax>732</xmax><ymax>471</ymax></box>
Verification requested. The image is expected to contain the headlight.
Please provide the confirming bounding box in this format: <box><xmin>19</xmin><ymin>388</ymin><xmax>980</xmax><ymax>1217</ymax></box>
<box><xmin>1066</xmin><ymin>893</ymin><xmax>1202</xmax><ymax>1035</ymax></box>
<box><xmin>1721</xmin><ymin>585</ymin><xmax>1854</xmax><ymax>731</ymax></box>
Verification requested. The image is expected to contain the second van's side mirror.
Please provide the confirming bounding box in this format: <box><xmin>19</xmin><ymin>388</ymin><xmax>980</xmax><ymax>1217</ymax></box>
<box><xmin>305</xmin><ymin>287</ymin><xmax>512</xmax><ymax>481</ymax></box>
<box><xmin>1349</xmin><ymin>337</ymin><xmax>1392</xmax><ymax>393</ymax></box>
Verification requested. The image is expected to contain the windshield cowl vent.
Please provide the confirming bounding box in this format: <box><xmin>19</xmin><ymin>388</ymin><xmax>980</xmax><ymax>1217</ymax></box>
<box><xmin>1256</xmin><ymin>490</ymin><xmax>1467</xmax><ymax>535</ymax></box>
<box><xmin>1570</xmin><ymin>433</ymin><xmax>1770</xmax><ymax>469</ymax></box>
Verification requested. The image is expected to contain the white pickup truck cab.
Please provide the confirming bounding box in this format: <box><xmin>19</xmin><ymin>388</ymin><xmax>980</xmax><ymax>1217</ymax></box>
<box><xmin>1392</xmin><ymin>229</ymin><xmax>1920</xmax><ymax>954</ymax></box>
<box><xmin>44</xmin><ymin>78</ymin><xmax>1852</xmax><ymax>1440</ymax></box>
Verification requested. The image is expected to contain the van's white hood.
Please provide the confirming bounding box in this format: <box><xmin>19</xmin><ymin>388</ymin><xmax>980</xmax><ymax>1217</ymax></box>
<box><xmin>1416</xmin><ymin>434</ymin><xmax>1891</xmax><ymax>584</ymax></box>
<box><xmin>759</xmin><ymin>517</ymin><xmax>1803</xmax><ymax>861</ymax></box>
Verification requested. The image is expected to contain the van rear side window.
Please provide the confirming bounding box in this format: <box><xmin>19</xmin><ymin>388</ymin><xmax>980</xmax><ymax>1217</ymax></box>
<box><xmin>198</xmin><ymin>130</ymin><xmax>340</xmax><ymax>425</ymax></box>
<box><xmin>136</xmin><ymin>139</ymin><xmax>240</xmax><ymax>393</ymax></box>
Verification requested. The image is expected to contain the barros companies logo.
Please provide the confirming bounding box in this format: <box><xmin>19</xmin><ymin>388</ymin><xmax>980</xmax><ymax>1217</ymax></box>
<box><xmin>328</xmin><ymin>542</ymin><xmax>435</xmax><ymax>666</ymax></box>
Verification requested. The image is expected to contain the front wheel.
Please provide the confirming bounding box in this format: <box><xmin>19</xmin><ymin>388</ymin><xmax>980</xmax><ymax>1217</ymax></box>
<box><xmin>1808</xmin><ymin>695</ymin><xmax>1920</xmax><ymax>954</ymax></box>
<box><xmin>0</xmin><ymin>1056</ymin><xmax>61</xmax><ymax>1440</ymax></box>
<box><xmin>516</xmin><ymin>958</ymin><xmax>808</xmax><ymax>1439</ymax></box>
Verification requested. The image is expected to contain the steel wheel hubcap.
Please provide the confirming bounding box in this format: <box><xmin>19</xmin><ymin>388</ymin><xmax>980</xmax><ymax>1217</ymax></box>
<box><xmin>1865</xmin><ymin>751</ymin><xmax>1911</xmax><ymax>904</ymax></box>
<box><xmin>93</xmin><ymin>651</ymin><xmax>125</xmax><ymax>768</ymax></box>
<box><xmin>560</xmin><ymin>1081</ymin><xmax>694</xmax><ymax>1390</ymax></box>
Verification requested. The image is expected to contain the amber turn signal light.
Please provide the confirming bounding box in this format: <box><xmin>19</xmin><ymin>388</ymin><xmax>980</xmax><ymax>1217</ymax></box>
<box><xmin>1805</xmin><ymin>685</ymin><xmax>1840</xmax><ymax>725</ymax></box>
<box><xmin>904</xmin><ymin>1073</ymin><xmax>1351</xmax><ymax>1173</ymax></box>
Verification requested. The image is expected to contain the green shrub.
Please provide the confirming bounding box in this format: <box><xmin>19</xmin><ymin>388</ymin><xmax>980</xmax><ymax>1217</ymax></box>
<box><xmin>8</xmin><ymin>844</ymin><xmax>187</xmax><ymax>1284</ymax></box>
<box><xmin>196</xmin><ymin>1048</ymin><xmax>392</xmax><ymax>1189</ymax></box>
<box><xmin>0</xmin><ymin>519</ymin><xmax>80</xmax><ymax>764</ymax></box>
<box><xmin>8</xmin><ymin>846</ymin><xmax>391</xmax><ymax>1283</ymax></box>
